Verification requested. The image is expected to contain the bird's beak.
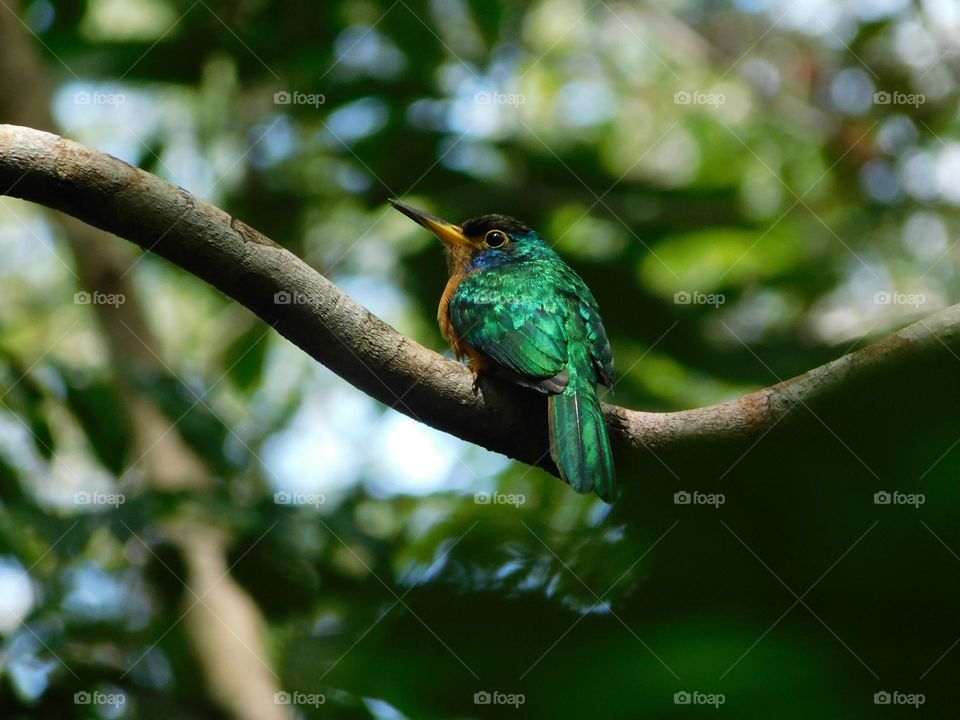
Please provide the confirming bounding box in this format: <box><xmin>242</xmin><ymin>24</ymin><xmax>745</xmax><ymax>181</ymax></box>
<box><xmin>389</xmin><ymin>199</ymin><xmax>471</xmax><ymax>248</ymax></box>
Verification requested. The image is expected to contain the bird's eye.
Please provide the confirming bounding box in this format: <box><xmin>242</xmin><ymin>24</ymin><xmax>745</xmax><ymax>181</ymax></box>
<box><xmin>484</xmin><ymin>230</ymin><xmax>509</xmax><ymax>248</ymax></box>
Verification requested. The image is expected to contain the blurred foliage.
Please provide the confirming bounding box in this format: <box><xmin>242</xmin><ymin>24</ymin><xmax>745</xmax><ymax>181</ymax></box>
<box><xmin>3</xmin><ymin>0</ymin><xmax>960</xmax><ymax>717</ymax></box>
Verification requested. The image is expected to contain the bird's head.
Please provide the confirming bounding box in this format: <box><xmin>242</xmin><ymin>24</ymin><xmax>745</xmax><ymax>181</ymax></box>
<box><xmin>389</xmin><ymin>199</ymin><xmax>547</xmax><ymax>272</ymax></box>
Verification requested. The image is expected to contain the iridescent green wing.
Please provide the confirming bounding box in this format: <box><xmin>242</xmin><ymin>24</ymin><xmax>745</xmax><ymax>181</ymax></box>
<box><xmin>554</xmin><ymin>264</ymin><xmax>615</xmax><ymax>387</ymax></box>
<box><xmin>449</xmin><ymin>267</ymin><xmax>569</xmax><ymax>384</ymax></box>
<box><xmin>578</xmin><ymin>299</ymin><xmax>614</xmax><ymax>387</ymax></box>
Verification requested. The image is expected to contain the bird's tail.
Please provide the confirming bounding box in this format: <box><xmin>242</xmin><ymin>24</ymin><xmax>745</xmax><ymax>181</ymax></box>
<box><xmin>547</xmin><ymin>375</ymin><xmax>616</xmax><ymax>502</ymax></box>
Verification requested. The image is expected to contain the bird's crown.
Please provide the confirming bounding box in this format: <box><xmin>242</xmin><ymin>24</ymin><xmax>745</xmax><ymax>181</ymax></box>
<box><xmin>460</xmin><ymin>214</ymin><xmax>531</xmax><ymax>238</ymax></box>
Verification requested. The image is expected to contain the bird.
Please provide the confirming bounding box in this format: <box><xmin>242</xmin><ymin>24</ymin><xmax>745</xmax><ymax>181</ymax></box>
<box><xmin>389</xmin><ymin>199</ymin><xmax>617</xmax><ymax>502</ymax></box>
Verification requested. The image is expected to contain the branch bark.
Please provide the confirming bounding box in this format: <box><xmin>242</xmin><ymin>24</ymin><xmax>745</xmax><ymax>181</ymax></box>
<box><xmin>1</xmin><ymin>123</ymin><xmax>957</xmax><ymax>480</ymax></box>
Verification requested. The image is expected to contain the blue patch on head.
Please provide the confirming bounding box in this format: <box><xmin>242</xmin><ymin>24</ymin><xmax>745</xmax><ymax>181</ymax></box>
<box><xmin>466</xmin><ymin>249</ymin><xmax>511</xmax><ymax>273</ymax></box>
<box><xmin>465</xmin><ymin>231</ymin><xmax>553</xmax><ymax>274</ymax></box>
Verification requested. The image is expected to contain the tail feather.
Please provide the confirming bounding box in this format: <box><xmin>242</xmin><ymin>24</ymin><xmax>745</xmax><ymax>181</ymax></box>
<box><xmin>547</xmin><ymin>381</ymin><xmax>616</xmax><ymax>501</ymax></box>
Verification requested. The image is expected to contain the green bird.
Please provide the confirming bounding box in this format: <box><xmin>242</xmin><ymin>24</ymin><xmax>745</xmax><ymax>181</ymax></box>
<box><xmin>390</xmin><ymin>199</ymin><xmax>617</xmax><ymax>501</ymax></box>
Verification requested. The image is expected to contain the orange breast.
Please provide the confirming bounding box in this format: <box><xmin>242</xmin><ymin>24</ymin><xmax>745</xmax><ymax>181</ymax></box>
<box><xmin>438</xmin><ymin>271</ymin><xmax>489</xmax><ymax>374</ymax></box>
<box><xmin>438</xmin><ymin>273</ymin><xmax>467</xmax><ymax>358</ymax></box>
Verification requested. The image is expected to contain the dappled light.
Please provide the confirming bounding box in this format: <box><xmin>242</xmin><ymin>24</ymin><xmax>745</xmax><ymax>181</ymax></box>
<box><xmin>2</xmin><ymin>0</ymin><xmax>960</xmax><ymax>717</ymax></box>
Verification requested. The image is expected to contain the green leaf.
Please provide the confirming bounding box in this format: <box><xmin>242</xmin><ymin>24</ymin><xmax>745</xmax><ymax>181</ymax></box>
<box><xmin>223</xmin><ymin>323</ymin><xmax>270</xmax><ymax>392</ymax></box>
<box><xmin>134</xmin><ymin>371</ymin><xmax>234</xmax><ymax>475</ymax></box>
<box><xmin>640</xmin><ymin>225</ymin><xmax>805</xmax><ymax>297</ymax></box>
<box><xmin>63</xmin><ymin>374</ymin><xmax>132</xmax><ymax>475</ymax></box>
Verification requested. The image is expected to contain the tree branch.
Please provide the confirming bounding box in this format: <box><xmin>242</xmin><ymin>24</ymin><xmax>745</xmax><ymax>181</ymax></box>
<box><xmin>1</xmin><ymin>123</ymin><xmax>957</xmax><ymax>481</ymax></box>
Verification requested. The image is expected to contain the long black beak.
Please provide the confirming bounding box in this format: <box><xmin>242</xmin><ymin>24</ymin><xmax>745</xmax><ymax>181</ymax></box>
<box><xmin>389</xmin><ymin>198</ymin><xmax>471</xmax><ymax>247</ymax></box>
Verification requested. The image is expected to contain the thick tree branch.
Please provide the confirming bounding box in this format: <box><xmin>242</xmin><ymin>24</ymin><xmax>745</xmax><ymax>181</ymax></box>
<box><xmin>1</xmin><ymin>123</ymin><xmax>957</xmax><ymax>481</ymax></box>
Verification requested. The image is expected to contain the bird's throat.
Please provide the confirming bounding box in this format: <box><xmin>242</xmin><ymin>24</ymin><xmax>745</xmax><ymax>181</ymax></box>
<box><xmin>437</xmin><ymin>244</ymin><xmax>474</xmax><ymax>358</ymax></box>
<box><xmin>443</xmin><ymin>243</ymin><xmax>473</xmax><ymax>279</ymax></box>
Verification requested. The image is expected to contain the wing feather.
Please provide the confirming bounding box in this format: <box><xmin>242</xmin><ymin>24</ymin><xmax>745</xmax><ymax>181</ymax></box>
<box><xmin>449</xmin><ymin>271</ymin><xmax>569</xmax><ymax>383</ymax></box>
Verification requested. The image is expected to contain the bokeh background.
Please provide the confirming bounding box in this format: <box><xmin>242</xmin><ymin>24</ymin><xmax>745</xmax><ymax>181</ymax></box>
<box><xmin>2</xmin><ymin>0</ymin><xmax>960</xmax><ymax>717</ymax></box>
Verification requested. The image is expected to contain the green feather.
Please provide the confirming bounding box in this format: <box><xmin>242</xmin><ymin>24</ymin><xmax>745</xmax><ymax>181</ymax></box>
<box><xmin>547</xmin><ymin>347</ymin><xmax>616</xmax><ymax>501</ymax></box>
<box><xmin>448</xmin><ymin>229</ymin><xmax>617</xmax><ymax>501</ymax></box>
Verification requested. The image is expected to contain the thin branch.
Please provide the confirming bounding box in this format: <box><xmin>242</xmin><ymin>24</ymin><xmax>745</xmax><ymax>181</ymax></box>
<box><xmin>1</xmin><ymin>124</ymin><xmax>957</xmax><ymax>479</ymax></box>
